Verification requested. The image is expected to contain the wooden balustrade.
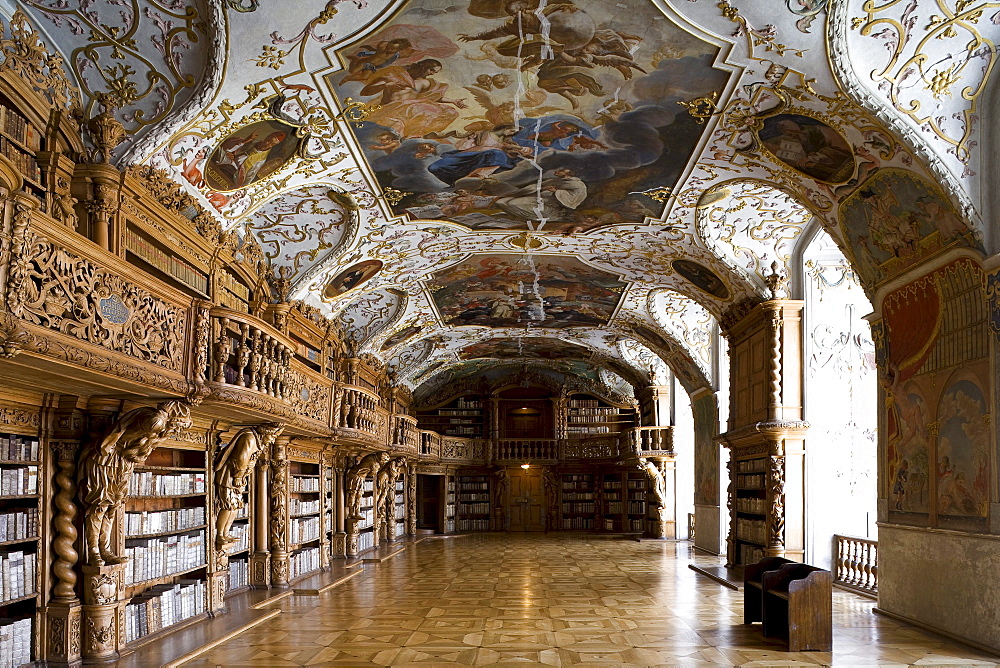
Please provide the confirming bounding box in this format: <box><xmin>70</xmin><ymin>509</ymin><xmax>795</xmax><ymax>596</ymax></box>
<box><xmin>633</xmin><ymin>426</ymin><xmax>674</xmax><ymax>455</ymax></box>
<box><xmin>338</xmin><ymin>385</ymin><xmax>380</xmax><ymax>433</ymax></box>
<box><xmin>210</xmin><ymin>309</ymin><xmax>295</xmax><ymax>400</ymax></box>
<box><xmin>493</xmin><ymin>439</ymin><xmax>559</xmax><ymax>462</ymax></box>
<box><xmin>833</xmin><ymin>534</ymin><xmax>877</xmax><ymax>597</ymax></box>
<box><xmin>392</xmin><ymin>415</ymin><xmax>419</xmax><ymax>453</ymax></box>
<box><xmin>419</xmin><ymin>430</ymin><xmax>442</xmax><ymax>459</ymax></box>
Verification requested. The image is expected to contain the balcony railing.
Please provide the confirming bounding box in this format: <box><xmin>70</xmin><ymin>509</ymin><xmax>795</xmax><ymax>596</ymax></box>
<box><xmin>632</xmin><ymin>426</ymin><xmax>674</xmax><ymax>455</ymax></box>
<box><xmin>834</xmin><ymin>534</ymin><xmax>877</xmax><ymax>597</ymax></box>
<box><xmin>493</xmin><ymin>439</ymin><xmax>559</xmax><ymax>462</ymax></box>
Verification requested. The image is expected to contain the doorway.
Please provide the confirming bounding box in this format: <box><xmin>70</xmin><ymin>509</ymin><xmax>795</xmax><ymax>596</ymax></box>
<box><xmin>417</xmin><ymin>474</ymin><xmax>441</xmax><ymax>531</ymax></box>
<box><xmin>508</xmin><ymin>467</ymin><xmax>545</xmax><ymax>531</ymax></box>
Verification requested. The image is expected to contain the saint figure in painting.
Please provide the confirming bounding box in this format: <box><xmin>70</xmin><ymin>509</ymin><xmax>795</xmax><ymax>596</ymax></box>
<box><xmin>361</xmin><ymin>59</ymin><xmax>467</xmax><ymax>138</ymax></box>
<box><xmin>428</xmin><ymin>125</ymin><xmax>531</xmax><ymax>185</ymax></box>
<box><xmin>494</xmin><ymin>168</ymin><xmax>587</xmax><ymax>222</ymax></box>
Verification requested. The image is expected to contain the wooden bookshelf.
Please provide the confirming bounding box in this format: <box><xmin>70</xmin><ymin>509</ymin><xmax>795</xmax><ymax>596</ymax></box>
<box><xmin>560</xmin><ymin>473</ymin><xmax>594</xmax><ymax>530</ymax></box>
<box><xmin>417</xmin><ymin>396</ymin><xmax>486</xmax><ymax>438</ymax></box>
<box><xmin>733</xmin><ymin>456</ymin><xmax>768</xmax><ymax>566</ymax></box>
<box><xmin>0</xmin><ymin>430</ymin><xmax>40</xmax><ymax>668</ymax></box>
<box><xmin>357</xmin><ymin>477</ymin><xmax>375</xmax><ymax>554</ymax></box>
<box><xmin>444</xmin><ymin>478</ymin><xmax>456</xmax><ymax>534</ymax></box>
<box><xmin>456</xmin><ymin>475</ymin><xmax>490</xmax><ymax>532</ymax></box>
<box><xmin>288</xmin><ymin>460</ymin><xmax>322</xmax><ymax>580</ymax></box>
<box><xmin>123</xmin><ymin>445</ymin><xmax>208</xmax><ymax>647</ymax></box>
<box><xmin>394</xmin><ymin>474</ymin><xmax>406</xmax><ymax>539</ymax></box>
<box><xmin>566</xmin><ymin>394</ymin><xmax>636</xmax><ymax>438</ymax></box>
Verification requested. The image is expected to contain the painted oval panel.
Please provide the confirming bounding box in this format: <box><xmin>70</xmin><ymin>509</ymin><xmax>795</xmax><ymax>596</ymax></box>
<box><xmin>323</xmin><ymin>260</ymin><xmax>383</xmax><ymax>299</ymax></box>
<box><xmin>204</xmin><ymin>119</ymin><xmax>301</xmax><ymax>192</ymax></box>
<box><xmin>758</xmin><ymin>113</ymin><xmax>854</xmax><ymax>183</ymax></box>
<box><xmin>381</xmin><ymin>325</ymin><xmax>422</xmax><ymax>351</ymax></box>
<box><xmin>671</xmin><ymin>260</ymin><xmax>730</xmax><ymax>299</ymax></box>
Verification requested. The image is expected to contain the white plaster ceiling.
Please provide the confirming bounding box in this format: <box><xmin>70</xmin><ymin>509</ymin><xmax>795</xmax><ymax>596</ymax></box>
<box><xmin>22</xmin><ymin>0</ymin><xmax>992</xmax><ymax>397</ymax></box>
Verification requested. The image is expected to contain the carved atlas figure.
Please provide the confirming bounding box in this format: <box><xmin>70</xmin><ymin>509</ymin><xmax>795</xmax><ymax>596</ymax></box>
<box><xmin>78</xmin><ymin>400</ymin><xmax>191</xmax><ymax>566</ymax></box>
<box><xmin>214</xmin><ymin>423</ymin><xmax>284</xmax><ymax>548</ymax></box>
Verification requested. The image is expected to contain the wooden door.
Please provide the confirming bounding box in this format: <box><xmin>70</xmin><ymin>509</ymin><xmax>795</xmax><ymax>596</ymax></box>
<box><xmin>508</xmin><ymin>468</ymin><xmax>545</xmax><ymax>531</ymax></box>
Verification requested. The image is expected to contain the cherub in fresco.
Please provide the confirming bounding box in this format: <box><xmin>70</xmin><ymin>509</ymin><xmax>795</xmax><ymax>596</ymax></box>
<box><xmin>368</xmin><ymin>130</ymin><xmax>401</xmax><ymax>154</ymax></box>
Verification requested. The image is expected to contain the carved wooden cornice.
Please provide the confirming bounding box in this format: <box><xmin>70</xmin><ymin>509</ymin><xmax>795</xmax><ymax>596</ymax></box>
<box><xmin>716</xmin><ymin>419</ymin><xmax>810</xmax><ymax>451</ymax></box>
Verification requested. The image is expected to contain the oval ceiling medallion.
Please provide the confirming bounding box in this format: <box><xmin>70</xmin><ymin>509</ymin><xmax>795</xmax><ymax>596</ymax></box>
<box><xmin>757</xmin><ymin>113</ymin><xmax>854</xmax><ymax>184</ymax></box>
<box><xmin>671</xmin><ymin>260</ymin><xmax>730</xmax><ymax>300</ymax></box>
<box><xmin>323</xmin><ymin>260</ymin><xmax>384</xmax><ymax>299</ymax></box>
<box><xmin>205</xmin><ymin>119</ymin><xmax>302</xmax><ymax>192</ymax></box>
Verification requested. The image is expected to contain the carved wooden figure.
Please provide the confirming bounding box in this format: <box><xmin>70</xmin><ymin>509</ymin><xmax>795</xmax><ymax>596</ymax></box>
<box><xmin>214</xmin><ymin>423</ymin><xmax>284</xmax><ymax>548</ymax></box>
<box><xmin>78</xmin><ymin>400</ymin><xmax>191</xmax><ymax>566</ymax></box>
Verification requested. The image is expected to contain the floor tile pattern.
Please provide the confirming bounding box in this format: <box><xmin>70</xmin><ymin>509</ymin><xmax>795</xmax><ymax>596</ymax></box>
<box><xmin>182</xmin><ymin>534</ymin><xmax>1000</xmax><ymax>666</ymax></box>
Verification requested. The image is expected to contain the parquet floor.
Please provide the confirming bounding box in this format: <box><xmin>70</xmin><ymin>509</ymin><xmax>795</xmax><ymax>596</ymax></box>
<box><xmin>182</xmin><ymin>534</ymin><xmax>999</xmax><ymax>666</ymax></box>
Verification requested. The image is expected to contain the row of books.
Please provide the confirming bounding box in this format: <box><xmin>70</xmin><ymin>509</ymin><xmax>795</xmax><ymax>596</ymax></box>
<box><xmin>124</xmin><ymin>229</ymin><xmax>210</xmax><ymax>294</ymax></box>
<box><xmin>125</xmin><ymin>507</ymin><xmax>205</xmax><ymax>537</ymax></box>
<box><xmin>736</xmin><ymin>497</ymin><xmax>767</xmax><ymax>514</ymax></box>
<box><xmin>288</xmin><ymin>547</ymin><xmax>320</xmax><ymax>579</ymax></box>
<box><xmin>0</xmin><ymin>509</ymin><xmax>38</xmax><ymax>543</ymax></box>
<box><xmin>290</xmin><ymin>476</ymin><xmax>319</xmax><ymax>493</ymax></box>
<box><xmin>457</xmin><ymin>481</ymin><xmax>488</xmax><ymax>491</ymax></box>
<box><xmin>0</xmin><ymin>617</ymin><xmax>31</xmax><ymax>668</ymax></box>
<box><xmin>567</xmin><ymin>399</ymin><xmax>601</xmax><ymax>408</ymax></box>
<box><xmin>741</xmin><ymin>544</ymin><xmax>765</xmax><ymax>566</ymax></box>
<box><xmin>124</xmin><ymin>579</ymin><xmax>207</xmax><ymax>644</ymax></box>
<box><xmin>394</xmin><ymin>504</ymin><xmax>405</xmax><ymax>520</ymax></box>
<box><xmin>457</xmin><ymin>502</ymin><xmax>489</xmax><ymax>516</ymax></box>
<box><xmin>456</xmin><ymin>519</ymin><xmax>489</xmax><ymax>531</ymax></box>
<box><xmin>563</xmin><ymin>474</ymin><xmax>593</xmax><ymax>483</ymax></box>
<box><xmin>128</xmin><ymin>471</ymin><xmax>206</xmax><ymax>497</ymax></box>
<box><xmin>123</xmin><ymin>530</ymin><xmax>206</xmax><ymax>585</ymax></box>
<box><xmin>356</xmin><ymin>508</ymin><xmax>374</xmax><ymax>531</ymax></box>
<box><xmin>0</xmin><ymin>137</ymin><xmax>41</xmax><ymax>184</ymax></box>
<box><xmin>362</xmin><ymin>479</ymin><xmax>374</xmax><ymax>493</ymax></box>
<box><xmin>566</xmin><ymin>426</ymin><xmax>612</xmax><ymax>434</ymax></box>
<box><xmin>289</xmin><ymin>498</ymin><xmax>320</xmax><ymax>515</ymax></box>
<box><xmin>562</xmin><ymin>517</ymin><xmax>594</xmax><ymax>530</ymax></box>
<box><xmin>228</xmin><ymin>558</ymin><xmax>249</xmax><ymax>591</ymax></box>
<box><xmin>0</xmin><ymin>550</ymin><xmax>36</xmax><ymax>603</ymax></box>
<box><xmin>0</xmin><ymin>106</ymin><xmax>41</xmax><ymax>151</ymax></box>
<box><xmin>737</xmin><ymin>458</ymin><xmax>767</xmax><ymax>473</ymax></box>
<box><xmin>439</xmin><ymin>409</ymin><xmax>479</xmax><ymax>417</ymax></box>
<box><xmin>736</xmin><ymin>518</ymin><xmax>767</xmax><ymax>546</ymax></box>
<box><xmin>457</xmin><ymin>493</ymin><xmax>489</xmax><ymax>502</ymax></box>
<box><xmin>357</xmin><ymin>530</ymin><xmax>374</xmax><ymax>553</ymax></box>
<box><xmin>229</xmin><ymin>523</ymin><xmax>249</xmax><ymax>553</ymax></box>
<box><xmin>444</xmin><ymin>427</ymin><xmax>479</xmax><ymax>435</ymax></box>
<box><xmin>0</xmin><ymin>434</ymin><xmax>39</xmax><ymax>462</ymax></box>
<box><xmin>561</xmin><ymin>492</ymin><xmax>593</xmax><ymax>501</ymax></box>
<box><xmin>628</xmin><ymin>519</ymin><xmax>645</xmax><ymax>532</ymax></box>
<box><xmin>627</xmin><ymin>501</ymin><xmax>646</xmax><ymax>514</ymax></box>
<box><xmin>562</xmin><ymin>502</ymin><xmax>595</xmax><ymax>514</ymax></box>
<box><xmin>0</xmin><ymin>467</ymin><xmax>37</xmax><ymax>497</ymax></box>
<box><xmin>455</xmin><ymin>399</ymin><xmax>481</xmax><ymax>409</ymax></box>
<box><xmin>568</xmin><ymin>407</ymin><xmax>620</xmax><ymax>416</ymax></box>
<box><xmin>738</xmin><ymin>474</ymin><xmax>766</xmax><ymax>490</ymax></box>
<box><xmin>290</xmin><ymin>516</ymin><xmax>319</xmax><ymax>545</ymax></box>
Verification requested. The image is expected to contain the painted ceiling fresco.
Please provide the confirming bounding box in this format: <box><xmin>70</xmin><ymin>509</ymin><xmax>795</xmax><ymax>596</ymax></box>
<box><xmin>24</xmin><ymin>0</ymin><xmax>994</xmax><ymax>395</ymax></box>
<box><xmin>427</xmin><ymin>254</ymin><xmax>627</xmax><ymax>328</ymax></box>
<box><xmin>329</xmin><ymin>0</ymin><xmax>729</xmax><ymax>233</ymax></box>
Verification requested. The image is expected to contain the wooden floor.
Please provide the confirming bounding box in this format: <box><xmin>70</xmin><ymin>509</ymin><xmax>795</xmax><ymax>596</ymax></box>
<box><xmin>151</xmin><ymin>534</ymin><xmax>998</xmax><ymax>666</ymax></box>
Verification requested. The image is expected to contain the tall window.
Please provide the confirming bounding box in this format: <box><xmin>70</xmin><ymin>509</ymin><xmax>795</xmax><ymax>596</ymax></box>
<box><xmin>801</xmin><ymin>229</ymin><xmax>878</xmax><ymax>567</ymax></box>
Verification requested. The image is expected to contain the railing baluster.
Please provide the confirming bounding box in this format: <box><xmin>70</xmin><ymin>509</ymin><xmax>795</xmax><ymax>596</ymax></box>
<box><xmin>833</xmin><ymin>534</ymin><xmax>877</xmax><ymax>596</ymax></box>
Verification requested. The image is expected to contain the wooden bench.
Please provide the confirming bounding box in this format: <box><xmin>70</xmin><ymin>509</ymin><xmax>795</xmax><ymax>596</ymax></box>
<box><xmin>743</xmin><ymin>556</ymin><xmax>794</xmax><ymax>624</ymax></box>
<box><xmin>761</xmin><ymin>563</ymin><xmax>832</xmax><ymax>651</ymax></box>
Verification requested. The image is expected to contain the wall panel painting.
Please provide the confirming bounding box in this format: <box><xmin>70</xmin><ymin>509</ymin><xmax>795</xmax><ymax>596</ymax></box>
<box><xmin>935</xmin><ymin>378</ymin><xmax>989</xmax><ymax>529</ymax></box>
<box><xmin>839</xmin><ymin>169</ymin><xmax>980</xmax><ymax>286</ymax></box>
<box><xmin>329</xmin><ymin>0</ymin><xmax>730</xmax><ymax>232</ymax></box>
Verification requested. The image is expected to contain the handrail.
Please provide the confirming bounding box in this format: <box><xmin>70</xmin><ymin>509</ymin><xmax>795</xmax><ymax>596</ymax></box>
<box><xmin>833</xmin><ymin>534</ymin><xmax>877</xmax><ymax>597</ymax></box>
